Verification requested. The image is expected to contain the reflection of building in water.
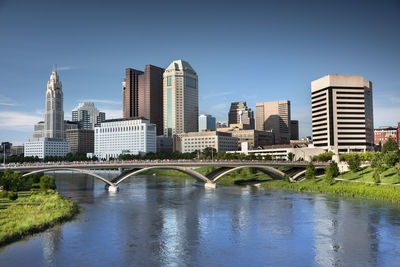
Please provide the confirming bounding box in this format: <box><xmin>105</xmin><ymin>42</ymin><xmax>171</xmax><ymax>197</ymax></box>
<box><xmin>313</xmin><ymin>197</ymin><xmax>378</xmax><ymax>266</ymax></box>
<box><xmin>52</xmin><ymin>172</ymin><xmax>94</xmax><ymax>192</ymax></box>
<box><xmin>42</xmin><ymin>226</ymin><xmax>63</xmax><ymax>265</ymax></box>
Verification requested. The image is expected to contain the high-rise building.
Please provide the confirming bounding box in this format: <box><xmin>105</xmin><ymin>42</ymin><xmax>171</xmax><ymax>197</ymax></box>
<box><xmin>228</xmin><ymin>102</ymin><xmax>255</xmax><ymax>129</ymax></box>
<box><xmin>44</xmin><ymin>70</ymin><xmax>64</xmax><ymax>140</ymax></box>
<box><xmin>216</xmin><ymin>121</ymin><xmax>228</xmax><ymax>128</ymax></box>
<box><xmin>72</xmin><ymin>102</ymin><xmax>106</xmax><ymax>130</ymax></box>
<box><xmin>138</xmin><ymin>65</ymin><xmax>164</xmax><ymax>135</ymax></box>
<box><xmin>66</xmin><ymin>129</ymin><xmax>94</xmax><ymax>154</ymax></box>
<box><xmin>199</xmin><ymin>114</ymin><xmax>216</xmax><ymax>131</ymax></box>
<box><xmin>163</xmin><ymin>60</ymin><xmax>198</xmax><ymax>136</ymax></box>
<box><xmin>290</xmin><ymin>120</ymin><xmax>299</xmax><ymax>140</ymax></box>
<box><xmin>256</xmin><ymin>100</ymin><xmax>291</xmax><ymax>144</ymax></box>
<box><xmin>123</xmin><ymin>68</ymin><xmax>144</xmax><ymax>118</ymax></box>
<box><xmin>311</xmin><ymin>75</ymin><xmax>374</xmax><ymax>153</ymax></box>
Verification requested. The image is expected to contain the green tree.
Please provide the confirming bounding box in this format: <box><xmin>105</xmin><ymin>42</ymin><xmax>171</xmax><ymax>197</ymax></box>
<box><xmin>312</xmin><ymin>151</ymin><xmax>334</xmax><ymax>162</ymax></box>
<box><xmin>383</xmin><ymin>151</ymin><xmax>399</xmax><ymax>167</ymax></box>
<box><xmin>325</xmin><ymin>161</ymin><xmax>339</xmax><ymax>185</ymax></box>
<box><xmin>382</xmin><ymin>138</ymin><xmax>399</xmax><ymax>154</ymax></box>
<box><xmin>348</xmin><ymin>155</ymin><xmax>361</xmax><ymax>172</ymax></box>
<box><xmin>288</xmin><ymin>152</ymin><xmax>295</xmax><ymax>161</ymax></box>
<box><xmin>305</xmin><ymin>163</ymin><xmax>316</xmax><ymax>180</ymax></box>
<box><xmin>370</xmin><ymin>153</ymin><xmax>382</xmax><ymax>169</ymax></box>
<box><xmin>373</xmin><ymin>165</ymin><xmax>383</xmax><ymax>184</ymax></box>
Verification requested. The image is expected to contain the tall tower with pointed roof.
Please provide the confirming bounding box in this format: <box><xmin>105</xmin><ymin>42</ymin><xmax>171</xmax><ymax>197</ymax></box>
<box><xmin>44</xmin><ymin>70</ymin><xmax>64</xmax><ymax>140</ymax></box>
<box><xmin>163</xmin><ymin>60</ymin><xmax>198</xmax><ymax>136</ymax></box>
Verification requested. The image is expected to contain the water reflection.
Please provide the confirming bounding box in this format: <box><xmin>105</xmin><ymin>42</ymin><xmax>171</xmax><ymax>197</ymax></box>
<box><xmin>1</xmin><ymin>173</ymin><xmax>400</xmax><ymax>266</ymax></box>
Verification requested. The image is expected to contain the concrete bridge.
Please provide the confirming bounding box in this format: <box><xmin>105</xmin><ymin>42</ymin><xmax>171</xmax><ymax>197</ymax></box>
<box><xmin>3</xmin><ymin>161</ymin><xmax>329</xmax><ymax>192</ymax></box>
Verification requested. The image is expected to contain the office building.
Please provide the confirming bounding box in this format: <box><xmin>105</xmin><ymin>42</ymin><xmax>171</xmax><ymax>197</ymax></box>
<box><xmin>256</xmin><ymin>100</ymin><xmax>291</xmax><ymax>144</ymax></box>
<box><xmin>33</xmin><ymin>121</ymin><xmax>45</xmax><ymax>138</ymax></box>
<box><xmin>94</xmin><ymin>118</ymin><xmax>156</xmax><ymax>159</ymax></box>
<box><xmin>174</xmin><ymin>131</ymin><xmax>238</xmax><ymax>153</ymax></box>
<box><xmin>72</xmin><ymin>102</ymin><xmax>106</xmax><ymax>130</ymax></box>
<box><xmin>290</xmin><ymin>120</ymin><xmax>299</xmax><ymax>140</ymax></box>
<box><xmin>123</xmin><ymin>68</ymin><xmax>144</xmax><ymax>118</ymax></box>
<box><xmin>218</xmin><ymin>124</ymin><xmax>275</xmax><ymax>149</ymax></box>
<box><xmin>163</xmin><ymin>60</ymin><xmax>198</xmax><ymax>136</ymax></box>
<box><xmin>228</xmin><ymin>102</ymin><xmax>255</xmax><ymax>129</ymax></box>
<box><xmin>199</xmin><ymin>114</ymin><xmax>216</xmax><ymax>131</ymax></box>
<box><xmin>156</xmin><ymin>136</ymin><xmax>173</xmax><ymax>153</ymax></box>
<box><xmin>44</xmin><ymin>70</ymin><xmax>64</xmax><ymax>139</ymax></box>
<box><xmin>66</xmin><ymin>129</ymin><xmax>94</xmax><ymax>154</ymax></box>
<box><xmin>311</xmin><ymin>75</ymin><xmax>374</xmax><ymax>153</ymax></box>
<box><xmin>24</xmin><ymin>138</ymin><xmax>70</xmax><ymax>159</ymax></box>
<box><xmin>10</xmin><ymin>145</ymin><xmax>24</xmax><ymax>156</ymax></box>
<box><xmin>138</xmin><ymin>65</ymin><xmax>164</xmax><ymax>135</ymax></box>
<box><xmin>216</xmin><ymin>121</ymin><xmax>228</xmax><ymax>128</ymax></box>
<box><xmin>374</xmin><ymin>126</ymin><xmax>397</xmax><ymax>146</ymax></box>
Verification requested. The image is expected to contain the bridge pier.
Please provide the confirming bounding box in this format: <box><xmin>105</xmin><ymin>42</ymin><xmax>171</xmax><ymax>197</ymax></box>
<box><xmin>108</xmin><ymin>185</ymin><xmax>119</xmax><ymax>192</ymax></box>
<box><xmin>204</xmin><ymin>182</ymin><xmax>217</xmax><ymax>189</ymax></box>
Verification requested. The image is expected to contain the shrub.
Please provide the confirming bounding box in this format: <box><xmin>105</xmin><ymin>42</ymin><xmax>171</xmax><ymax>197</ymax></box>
<box><xmin>305</xmin><ymin>163</ymin><xmax>316</xmax><ymax>180</ymax></box>
<box><xmin>312</xmin><ymin>151</ymin><xmax>334</xmax><ymax>162</ymax></box>
<box><xmin>8</xmin><ymin>192</ymin><xmax>18</xmax><ymax>201</ymax></box>
<box><xmin>325</xmin><ymin>161</ymin><xmax>339</xmax><ymax>185</ymax></box>
<box><xmin>0</xmin><ymin>190</ymin><xmax>8</xmax><ymax>198</ymax></box>
<box><xmin>383</xmin><ymin>152</ymin><xmax>399</xmax><ymax>167</ymax></box>
<box><xmin>373</xmin><ymin>166</ymin><xmax>383</xmax><ymax>185</ymax></box>
<box><xmin>40</xmin><ymin>175</ymin><xmax>56</xmax><ymax>192</ymax></box>
<box><xmin>348</xmin><ymin>155</ymin><xmax>361</xmax><ymax>172</ymax></box>
<box><xmin>370</xmin><ymin>154</ymin><xmax>382</xmax><ymax>169</ymax></box>
<box><xmin>284</xmin><ymin>174</ymin><xmax>290</xmax><ymax>183</ymax></box>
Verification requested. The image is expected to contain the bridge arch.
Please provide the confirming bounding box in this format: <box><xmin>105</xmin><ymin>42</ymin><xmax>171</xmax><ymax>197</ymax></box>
<box><xmin>211</xmin><ymin>165</ymin><xmax>286</xmax><ymax>183</ymax></box>
<box><xmin>115</xmin><ymin>166</ymin><xmax>212</xmax><ymax>185</ymax></box>
<box><xmin>21</xmin><ymin>168</ymin><xmax>116</xmax><ymax>187</ymax></box>
<box><xmin>291</xmin><ymin>167</ymin><xmax>326</xmax><ymax>181</ymax></box>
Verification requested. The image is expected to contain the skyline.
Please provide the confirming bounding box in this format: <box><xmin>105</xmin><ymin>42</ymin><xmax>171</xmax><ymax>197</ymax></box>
<box><xmin>1</xmin><ymin>0</ymin><xmax>400</xmax><ymax>144</ymax></box>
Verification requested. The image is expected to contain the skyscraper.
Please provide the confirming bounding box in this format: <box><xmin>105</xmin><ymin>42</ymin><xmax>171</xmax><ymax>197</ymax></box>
<box><xmin>44</xmin><ymin>70</ymin><xmax>64</xmax><ymax>140</ymax></box>
<box><xmin>256</xmin><ymin>100</ymin><xmax>291</xmax><ymax>144</ymax></box>
<box><xmin>123</xmin><ymin>68</ymin><xmax>144</xmax><ymax>118</ymax></box>
<box><xmin>138</xmin><ymin>65</ymin><xmax>164</xmax><ymax>135</ymax></box>
<box><xmin>228</xmin><ymin>102</ymin><xmax>255</xmax><ymax>129</ymax></box>
<box><xmin>311</xmin><ymin>75</ymin><xmax>374</xmax><ymax>153</ymax></box>
<box><xmin>72</xmin><ymin>102</ymin><xmax>106</xmax><ymax>130</ymax></box>
<box><xmin>163</xmin><ymin>60</ymin><xmax>198</xmax><ymax>136</ymax></box>
<box><xmin>199</xmin><ymin>114</ymin><xmax>216</xmax><ymax>131</ymax></box>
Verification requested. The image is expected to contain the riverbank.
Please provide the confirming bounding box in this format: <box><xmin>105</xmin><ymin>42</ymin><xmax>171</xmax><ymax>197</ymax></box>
<box><xmin>0</xmin><ymin>192</ymin><xmax>79</xmax><ymax>247</ymax></box>
<box><xmin>145</xmin><ymin>168</ymin><xmax>400</xmax><ymax>202</ymax></box>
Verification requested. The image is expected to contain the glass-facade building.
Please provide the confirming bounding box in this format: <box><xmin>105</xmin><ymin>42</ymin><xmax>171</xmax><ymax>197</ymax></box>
<box><xmin>199</xmin><ymin>114</ymin><xmax>216</xmax><ymax>131</ymax></box>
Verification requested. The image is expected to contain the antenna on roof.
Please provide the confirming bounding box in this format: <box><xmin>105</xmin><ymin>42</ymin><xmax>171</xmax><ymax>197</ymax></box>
<box><xmin>53</xmin><ymin>64</ymin><xmax>57</xmax><ymax>72</ymax></box>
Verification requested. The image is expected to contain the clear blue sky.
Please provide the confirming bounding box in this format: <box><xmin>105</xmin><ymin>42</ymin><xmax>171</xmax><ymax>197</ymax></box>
<box><xmin>1</xmin><ymin>0</ymin><xmax>399</xmax><ymax>144</ymax></box>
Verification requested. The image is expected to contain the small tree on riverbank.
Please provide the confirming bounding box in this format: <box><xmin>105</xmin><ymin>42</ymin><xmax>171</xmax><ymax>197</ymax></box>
<box><xmin>40</xmin><ymin>175</ymin><xmax>56</xmax><ymax>192</ymax></box>
<box><xmin>382</xmin><ymin>139</ymin><xmax>399</xmax><ymax>154</ymax></box>
<box><xmin>348</xmin><ymin>155</ymin><xmax>361</xmax><ymax>173</ymax></box>
<box><xmin>325</xmin><ymin>161</ymin><xmax>339</xmax><ymax>185</ymax></box>
<box><xmin>373</xmin><ymin>165</ymin><xmax>383</xmax><ymax>185</ymax></box>
<box><xmin>383</xmin><ymin>152</ymin><xmax>399</xmax><ymax>167</ymax></box>
<box><xmin>305</xmin><ymin>163</ymin><xmax>316</xmax><ymax>180</ymax></box>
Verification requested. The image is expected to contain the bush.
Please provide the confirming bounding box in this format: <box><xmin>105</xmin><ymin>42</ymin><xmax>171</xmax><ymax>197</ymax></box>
<box><xmin>370</xmin><ymin>154</ymin><xmax>382</xmax><ymax>169</ymax></box>
<box><xmin>348</xmin><ymin>155</ymin><xmax>361</xmax><ymax>172</ymax></box>
<box><xmin>40</xmin><ymin>175</ymin><xmax>56</xmax><ymax>191</ymax></box>
<box><xmin>373</xmin><ymin>166</ymin><xmax>383</xmax><ymax>185</ymax></box>
<box><xmin>312</xmin><ymin>151</ymin><xmax>334</xmax><ymax>162</ymax></box>
<box><xmin>383</xmin><ymin>152</ymin><xmax>399</xmax><ymax>167</ymax></box>
<box><xmin>305</xmin><ymin>163</ymin><xmax>316</xmax><ymax>180</ymax></box>
<box><xmin>284</xmin><ymin>174</ymin><xmax>290</xmax><ymax>183</ymax></box>
<box><xmin>8</xmin><ymin>192</ymin><xmax>18</xmax><ymax>201</ymax></box>
<box><xmin>325</xmin><ymin>161</ymin><xmax>339</xmax><ymax>185</ymax></box>
<box><xmin>0</xmin><ymin>190</ymin><xmax>9</xmax><ymax>198</ymax></box>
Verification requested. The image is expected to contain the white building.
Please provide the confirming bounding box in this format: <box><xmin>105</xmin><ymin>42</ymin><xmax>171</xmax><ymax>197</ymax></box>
<box><xmin>94</xmin><ymin>118</ymin><xmax>156</xmax><ymax>159</ymax></box>
<box><xmin>24</xmin><ymin>138</ymin><xmax>70</xmax><ymax>159</ymax></box>
<box><xmin>44</xmin><ymin>70</ymin><xmax>64</xmax><ymax>139</ymax></box>
<box><xmin>174</xmin><ymin>131</ymin><xmax>238</xmax><ymax>153</ymax></box>
<box><xmin>163</xmin><ymin>60</ymin><xmax>198</xmax><ymax>136</ymax></box>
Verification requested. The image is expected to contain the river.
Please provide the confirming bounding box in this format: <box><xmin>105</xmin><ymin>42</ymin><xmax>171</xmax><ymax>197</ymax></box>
<box><xmin>1</xmin><ymin>172</ymin><xmax>400</xmax><ymax>266</ymax></box>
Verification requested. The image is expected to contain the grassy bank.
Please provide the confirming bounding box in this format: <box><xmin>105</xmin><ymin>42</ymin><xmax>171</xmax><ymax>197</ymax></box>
<box><xmin>0</xmin><ymin>192</ymin><xmax>79</xmax><ymax>247</ymax></box>
<box><xmin>338</xmin><ymin>166</ymin><xmax>400</xmax><ymax>184</ymax></box>
<box><xmin>261</xmin><ymin>179</ymin><xmax>400</xmax><ymax>202</ymax></box>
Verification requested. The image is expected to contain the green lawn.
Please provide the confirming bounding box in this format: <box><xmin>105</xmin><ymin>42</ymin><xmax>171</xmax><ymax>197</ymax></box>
<box><xmin>338</xmin><ymin>166</ymin><xmax>400</xmax><ymax>184</ymax></box>
<box><xmin>0</xmin><ymin>192</ymin><xmax>79</xmax><ymax>247</ymax></box>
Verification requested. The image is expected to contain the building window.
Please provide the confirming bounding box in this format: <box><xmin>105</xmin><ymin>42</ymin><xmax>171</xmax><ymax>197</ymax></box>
<box><xmin>167</xmin><ymin>76</ymin><xmax>172</xmax><ymax>86</ymax></box>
